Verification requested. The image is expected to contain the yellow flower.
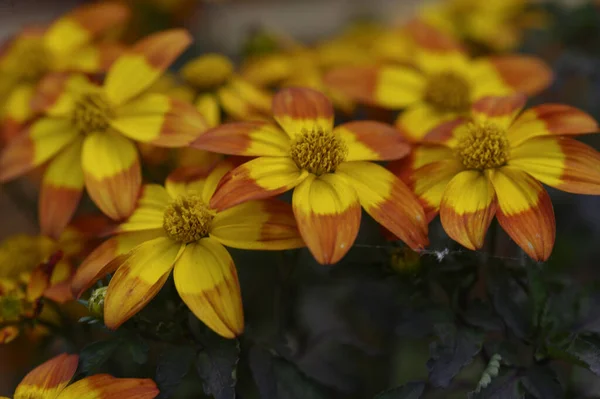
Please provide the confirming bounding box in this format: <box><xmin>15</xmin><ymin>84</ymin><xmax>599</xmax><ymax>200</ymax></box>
<box><xmin>180</xmin><ymin>53</ymin><xmax>273</xmax><ymax>123</ymax></box>
<box><xmin>325</xmin><ymin>21</ymin><xmax>552</xmax><ymax>142</ymax></box>
<box><xmin>1</xmin><ymin>353</ymin><xmax>158</xmax><ymax>399</ymax></box>
<box><xmin>192</xmin><ymin>87</ymin><xmax>429</xmax><ymax>265</ymax></box>
<box><xmin>0</xmin><ymin>29</ymin><xmax>208</xmax><ymax>238</ymax></box>
<box><xmin>390</xmin><ymin>94</ymin><xmax>600</xmax><ymax>261</ymax></box>
<box><xmin>0</xmin><ymin>2</ymin><xmax>129</xmax><ymax>133</ymax></box>
<box><xmin>71</xmin><ymin>160</ymin><xmax>305</xmax><ymax>338</ymax></box>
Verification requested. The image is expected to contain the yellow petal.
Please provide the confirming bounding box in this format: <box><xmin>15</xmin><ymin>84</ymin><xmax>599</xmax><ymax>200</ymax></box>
<box><xmin>195</xmin><ymin>93</ymin><xmax>221</xmax><ymax>128</ymax></box>
<box><xmin>173</xmin><ymin>238</ymin><xmax>244</xmax><ymax>338</ymax></box>
<box><xmin>180</xmin><ymin>54</ymin><xmax>234</xmax><ymax>89</ymax></box>
<box><xmin>118</xmin><ymin>184</ymin><xmax>170</xmax><ymax>233</ymax></box>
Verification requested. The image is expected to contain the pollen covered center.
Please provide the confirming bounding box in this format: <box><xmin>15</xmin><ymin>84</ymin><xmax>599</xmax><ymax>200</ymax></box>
<box><xmin>162</xmin><ymin>194</ymin><xmax>215</xmax><ymax>243</ymax></box>
<box><xmin>455</xmin><ymin>122</ymin><xmax>510</xmax><ymax>170</ymax></box>
<box><xmin>71</xmin><ymin>92</ymin><xmax>114</xmax><ymax>134</ymax></box>
<box><xmin>289</xmin><ymin>128</ymin><xmax>347</xmax><ymax>175</ymax></box>
<box><xmin>424</xmin><ymin>71</ymin><xmax>471</xmax><ymax>112</ymax></box>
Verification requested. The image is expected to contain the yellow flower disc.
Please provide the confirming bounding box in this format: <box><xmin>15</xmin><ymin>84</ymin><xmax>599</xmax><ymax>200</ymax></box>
<box><xmin>424</xmin><ymin>71</ymin><xmax>471</xmax><ymax>113</ymax></box>
<box><xmin>455</xmin><ymin>122</ymin><xmax>510</xmax><ymax>170</ymax></box>
<box><xmin>163</xmin><ymin>194</ymin><xmax>215</xmax><ymax>243</ymax></box>
<box><xmin>289</xmin><ymin>128</ymin><xmax>347</xmax><ymax>175</ymax></box>
<box><xmin>71</xmin><ymin>91</ymin><xmax>114</xmax><ymax>134</ymax></box>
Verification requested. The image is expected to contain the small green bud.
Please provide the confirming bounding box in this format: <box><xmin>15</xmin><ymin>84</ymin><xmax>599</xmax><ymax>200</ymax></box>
<box><xmin>88</xmin><ymin>287</ymin><xmax>108</xmax><ymax>318</ymax></box>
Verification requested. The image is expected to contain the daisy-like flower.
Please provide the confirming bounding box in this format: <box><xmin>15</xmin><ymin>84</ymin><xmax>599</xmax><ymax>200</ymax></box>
<box><xmin>0</xmin><ymin>29</ymin><xmax>208</xmax><ymax>238</ymax></box>
<box><xmin>179</xmin><ymin>53</ymin><xmax>273</xmax><ymax>123</ymax></box>
<box><xmin>324</xmin><ymin>21</ymin><xmax>553</xmax><ymax>142</ymax></box>
<box><xmin>191</xmin><ymin>87</ymin><xmax>429</xmax><ymax>265</ymax></box>
<box><xmin>390</xmin><ymin>94</ymin><xmax>600</xmax><ymax>261</ymax></box>
<box><xmin>0</xmin><ymin>2</ymin><xmax>129</xmax><ymax>135</ymax></box>
<box><xmin>70</xmin><ymin>160</ymin><xmax>305</xmax><ymax>338</ymax></box>
<box><xmin>0</xmin><ymin>353</ymin><xmax>158</xmax><ymax>399</ymax></box>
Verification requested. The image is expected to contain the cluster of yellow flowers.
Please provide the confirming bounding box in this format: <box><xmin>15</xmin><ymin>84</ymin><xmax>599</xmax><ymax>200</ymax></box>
<box><xmin>0</xmin><ymin>0</ymin><xmax>599</xmax><ymax>352</ymax></box>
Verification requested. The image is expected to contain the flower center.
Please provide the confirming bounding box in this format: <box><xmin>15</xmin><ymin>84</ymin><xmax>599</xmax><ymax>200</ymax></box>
<box><xmin>162</xmin><ymin>194</ymin><xmax>215</xmax><ymax>243</ymax></box>
<box><xmin>423</xmin><ymin>72</ymin><xmax>471</xmax><ymax>112</ymax></box>
<box><xmin>455</xmin><ymin>122</ymin><xmax>510</xmax><ymax>170</ymax></box>
<box><xmin>11</xmin><ymin>40</ymin><xmax>52</xmax><ymax>83</ymax></box>
<box><xmin>289</xmin><ymin>128</ymin><xmax>347</xmax><ymax>175</ymax></box>
<box><xmin>71</xmin><ymin>92</ymin><xmax>114</xmax><ymax>134</ymax></box>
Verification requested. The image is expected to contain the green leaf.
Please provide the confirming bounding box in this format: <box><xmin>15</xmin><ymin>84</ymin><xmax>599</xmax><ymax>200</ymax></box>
<box><xmin>272</xmin><ymin>357</ymin><xmax>329</xmax><ymax>399</ymax></box>
<box><xmin>554</xmin><ymin>335</ymin><xmax>600</xmax><ymax>376</ymax></box>
<box><xmin>156</xmin><ymin>345</ymin><xmax>196</xmax><ymax>399</ymax></box>
<box><xmin>469</xmin><ymin>371</ymin><xmax>522</xmax><ymax>399</ymax></box>
<box><xmin>520</xmin><ymin>365</ymin><xmax>563</xmax><ymax>399</ymax></box>
<box><xmin>427</xmin><ymin>325</ymin><xmax>483</xmax><ymax>388</ymax></box>
<box><xmin>374</xmin><ymin>381</ymin><xmax>426</xmax><ymax>399</ymax></box>
<box><xmin>463</xmin><ymin>300</ymin><xmax>504</xmax><ymax>332</ymax></box>
<box><xmin>126</xmin><ymin>337</ymin><xmax>149</xmax><ymax>365</ymax></box>
<box><xmin>489</xmin><ymin>273</ymin><xmax>531</xmax><ymax>340</ymax></box>
<box><xmin>249</xmin><ymin>346</ymin><xmax>278</xmax><ymax>399</ymax></box>
<box><xmin>78</xmin><ymin>339</ymin><xmax>120</xmax><ymax>375</ymax></box>
<box><xmin>195</xmin><ymin>329</ymin><xmax>240</xmax><ymax>399</ymax></box>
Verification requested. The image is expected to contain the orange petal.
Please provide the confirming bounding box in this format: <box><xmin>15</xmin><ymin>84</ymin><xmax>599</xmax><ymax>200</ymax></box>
<box><xmin>173</xmin><ymin>238</ymin><xmax>244</xmax><ymax>338</ymax></box>
<box><xmin>333</xmin><ymin>120</ymin><xmax>410</xmax><ymax>161</ymax></box>
<box><xmin>209</xmin><ymin>157</ymin><xmax>309</xmax><ymax>211</ymax></box>
<box><xmin>387</xmin><ymin>143</ymin><xmax>455</xmax><ymax>175</ymax></box>
<box><xmin>43</xmin><ymin>260</ymin><xmax>75</xmax><ymax>303</ymax></box>
<box><xmin>27</xmin><ymin>251</ymin><xmax>63</xmax><ymax>301</ymax></box>
<box><xmin>39</xmin><ymin>138</ymin><xmax>84</xmax><ymax>239</ymax></box>
<box><xmin>0</xmin><ymin>326</ymin><xmax>19</xmax><ymax>344</ymax></box>
<box><xmin>64</xmin><ymin>43</ymin><xmax>126</xmax><ymax>73</ymax></box>
<box><xmin>481</xmin><ymin>55</ymin><xmax>553</xmax><ymax>96</ymax></box>
<box><xmin>71</xmin><ymin>230</ymin><xmax>164</xmax><ymax>298</ymax></box>
<box><xmin>324</xmin><ymin>65</ymin><xmax>425</xmax><ymax>109</ymax></box>
<box><xmin>104</xmin><ymin>237</ymin><xmax>181</xmax><ymax>329</ymax></box>
<box><xmin>508</xmin><ymin>104</ymin><xmax>599</xmax><ymax>146</ymax></box>
<box><xmin>0</xmin><ymin>118</ymin><xmax>78</xmax><ymax>182</ymax></box>
<box><xmin>105</xmin><ymin>29</ymin><xmax>192</xmax><ymax>105</ymax></box>
<box><xmin>210</xmin><ymin>199</ymin><xmax>305</xmax><ymax>250</ymax></box>
<box><xmin>82</xmin><ymin>131</ymin><xmax>141</xmax><ymax>220</ymax></box>
<box><xmin>396</xmin><ymin>103</ymin><xmax>462</xmax><ymax>142</ymax></box>
<box><xmin>191</xmin><ymin>121</ymin><xmax>291</xmax><ymax>156</ymax></box>
<box><xmin>111</xmin><ymin>93</ymin><xmax>208</xmax><ymax>148</ymax></box>
<box><xmin>336</xmin><ymin>161</ymin><xmax>429</xmax><ymax>250</ymax></box>
<box><xmin>509</xmin><ymin>136</ymin><xmax>600</xmax><ymax>195</ymax></box>
<box><xmin>487</xmin><ymin>167</ymin><xmax>555</xmax><ymax>261</ymax></box>
<box><xmin>272</xmin><ymin>87</ymin><xmax>334</xmax><ymax>138</ymax></box>
<box><xmin>58</xmin><ymin>375</ymin><xmax>159</xmax><ymax>399</ymax></box>
<box><xmin>30</xmin><ymin>73</ymin><xmax>89</xmax><ymax>116</ymax></box>
<box><xmin>471</xmin><ymin>93</ymin><xmax>527</xmax><ymax>130</ymax></box>
<box><xmin>43</xmin><ymin>2</ymin><xmax>129</xmax><ymax>56</ymax></box>
<box><xmin>292</xmin><ymin>173</ymin><xmax>361</xmax><ymax>264</ymax></box>
<box><xmin>440</xmin><ymin>170</ymin><xmax>497</xmax><ymax>250</ymax></box>
<box><xmin>166</xmin><ymin>159</ymin><xmax>235</xmax><ymax>204</ymax></box>
<box><xmin>14</xmin><ymin>353</ymin><xmax>77</xmax><ymax>398</ymax></box>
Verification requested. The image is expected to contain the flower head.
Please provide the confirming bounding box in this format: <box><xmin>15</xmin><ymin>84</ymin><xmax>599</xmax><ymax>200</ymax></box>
<box><xmin>390</xmin><ymin>94</ymin><xmax>600</xmax><ymax>261</ymax></box>
<box><xmin>71</xmin><ymin>160</ymin><xmax>305</xmax><ymax>338</ymax></box>
<box><xmin>0</xmin><ymin>29</ymin><xmax>208</xmax><ymax>238</ymax></box>
<box><xmin>192</xmin><ymin>87</ymin><xmax>429</xmax><ymax>264</ymax></box>
<box><xmin>6</xmin><ymin>353</ymin><xmax>158</xmax><ymax>398</ymax></box>
<box><xmin>324</xmin><ymin>21</ymin><xmax>553</xmax><ymax>142</ymax></box>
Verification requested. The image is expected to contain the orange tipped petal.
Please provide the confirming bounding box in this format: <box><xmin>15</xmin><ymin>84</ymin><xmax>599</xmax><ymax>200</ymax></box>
<box><xmin>292</xmin><ymin>173</ymin><xmax>361</xmax><ymax>265</ymax></box>
<box><xmin>324</xmin><ymin>66</ymin><xmax>425</xmax><ymax>109</ymax></box>
<box><xmin>173</xmin><ymin>238</ymin><xmax>244</xmax><ymax>339</ymax></box>
<box><xmin>0</xmin><ymin>118</ymin><xmax>78</xmax><ymax>182</ymax></box>
<box><xmin>471</xmin><ymin>94</ymin><xmax>527</xmax><ymax>130</ymax></box>
<box><xmin>481</xmin><ymin>55</ymin><xmax>553</xmax><ymax>96</ymax></box>
<box><xmin>104</xmin><ymin>237</ymin><xmax>181</xmax><ymax>329</ymax></box>
<box><xmin>191</xmin><ymin>121</ymin><xmax>291</xmax><ymax>156</ymax></box>
<box><xmin>508</xmin><ymin>104</ymin><xmax>599</xmax><ymax>146</ymax></box>
<box><xmin>210</xmin><ymin>199</ymin><xmax>305</xmax><ymax>250</ymax></box>
<box><xmin>59</xmin><ymin>375</ymin><xmax>159</xmax><ymax>399</ymax></box>
<box><xmin>14</xmin><ymin>353</ymin><xmax>78</xmax><ymax>398</ymax></box>
<box><xmin>440</xmin><ymin>170</ymin><xmax>497</xmax><ymax>250</ymax></box>
<box><xmin>165</xmin><ymin>160</ymin><xmax>235</xmax><ymax>203</ymax></box>
<box><xmin>31</xmin><ymin>73</ymin><xmax>89</xmax><ymax>116</ymax></box>
<box><xmin>396</xmin><ymin>103</ymin><xmax>462</xmax><ymax>142</ymax></box>
<box><xmin>105</xmin><ymin>29</ymin><xmax>192</xmax><ymax>105</ymax></box>
<box><xmin>82</xmin><ymin>131</ymin><xmax>141</xmax><ymax>220</ymax></box>
<box><xmin>510</xmin><ymin>136</ymin><xmax>600</xmax><ymax>195</ymax></box>
<box><xmin>333</xmin><ymin>120</ymin><xmax>410</xmax><ymax>161</ymax></box>
<box><xmin>336</xmin><ymin>162</ymin><xmax>429</xmax><ymax>250</ymax></box>
<box><xmin>0</xmin><ymin>326</ymin><xmax>19</xmax><ymax>344</ymax></box>
<box><xmin>43</xmin><ymin>260</ymin><xmax>75</xmax><ymax>303</ymax></box>
<box><xmin>39</xmin><ymin>139</ymin><xmax>84</xmax><ymax>239</ymax></box>
<box><xmin>112</xmin><ymin>93</ymin><xmax>208</xmax><ymax>148</ymax></box>
<box><xmin>210</xmin><ymin>157</ymin><xmax>309</xmax><ymax>211</ymax></box>
<box><xmin>71</xmin><ymin>230</ymin><xmax>164</xmax><ymax>298</ymax></box>
<box><xmin>43</xmin><ymin>2</ymin><xmax>129</xmax><ymax>55</ymax></box>
<box><xmin>272</xmin><ymin>87</ymin><xmax>334</xmax><ymax>138</ymax></box>
<box><xmin>217</xmin><ymin>77</ymin><xmax>272</xmax><ymax>121</ymax></box>
<box><xmin>488</xmin><ymin>167</ymin><xmax>555</xmax><ymax>261</ymax></box>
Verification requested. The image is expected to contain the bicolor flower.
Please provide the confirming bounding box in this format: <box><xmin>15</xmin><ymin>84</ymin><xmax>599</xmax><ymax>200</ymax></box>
<box><xmin>0</xmin><ymin>353</ymin><xmax>158</xmax><ymax>399</ymax></box>
<box><xmin>0</xmin><ymin>29</ymin><xmax>208</xmax><ymax>238</ymax></box>
<box><xmin>179</xmin><ymin>53</ymin><xmax>272</xmax><ymax>122</ymax></box>
<box><xmin>0</xmin><ymin>2</ymin><xmax>129</xmax><ymax>135</ymax></box>
<box><xmin>191</xmin><ymin>87</ymin><xmax>429</xmax><ymax>265</ymax></box>
<box><xmin>70</xmin><ymin>160</ymin><xmax>305</xmax><ymax>338</ymax></box>
<box><xmin>324</xmin><ymin>21</ymin><xmax>553</xmax><ymax>142</ymax></box>
<box><xmin>390</xmin><ymin>94</ymin><xmax>600</xmax><ymax>261</ymax></box>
